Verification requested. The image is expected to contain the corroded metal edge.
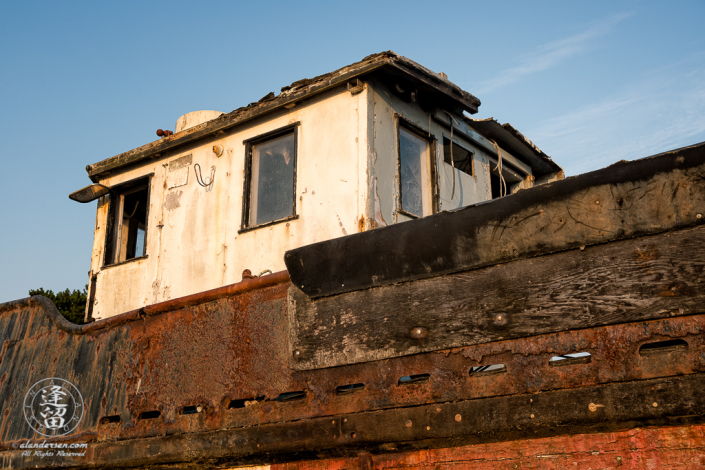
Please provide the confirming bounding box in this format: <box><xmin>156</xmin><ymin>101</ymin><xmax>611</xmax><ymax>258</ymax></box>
<box><xmin>0</xmin><ymin>270</ymin><xmax>289</xmax><ymax>335</ymax></box>
<box><xmin>2</xmin><ymin>374</ymin><xmax>705</xmax><ymax>469</ymax></box>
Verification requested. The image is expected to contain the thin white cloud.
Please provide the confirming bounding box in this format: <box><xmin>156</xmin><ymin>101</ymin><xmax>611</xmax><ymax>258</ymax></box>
<box><xmin>528</xmin><ymin>56</ymin><xmax>705</xmax><ymax>176</ymax></box>
<box><xmin>473</xmin><ymin>13</ymin><xmax>632</xmax><ymax>95</ymax></box>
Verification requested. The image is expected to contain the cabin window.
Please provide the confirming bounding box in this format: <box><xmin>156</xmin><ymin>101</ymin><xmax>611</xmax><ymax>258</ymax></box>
<box><xmin>489</xmin><ymin>158</ymin><xmax>526</xmax><ymax>199</ymax></box>
<box><xmin>104</xmin><ymin>177</ymin><xmax>150</xmax><ymax>266</ymax></box>
<box><xmin>398</xmin><ymin>126</ymin><xmax>433</xmax><ymax>218</ymax></box>
<box><xmin>242</xmin><ymin>126</ymin><xmax>297</xmax><ymax>230</ymax></box>
<box><xmin>443</xmin><ymin>137</ymin><xmax>474</xmax><ymax>177</ymax></box>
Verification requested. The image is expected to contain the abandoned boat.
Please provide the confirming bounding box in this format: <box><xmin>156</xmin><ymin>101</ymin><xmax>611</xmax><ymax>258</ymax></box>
<box><xmin>1</xmin><ymin>52</ymin><xmax>704</xmax><ymax>469</ymax></box>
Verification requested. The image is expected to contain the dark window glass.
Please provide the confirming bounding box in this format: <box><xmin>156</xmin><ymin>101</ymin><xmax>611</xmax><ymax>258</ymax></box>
<box><xmin>249</xmin><ymin>133</ymin><xmax>295</xmax><ymax>226</ymax></box>
<box><xmin>399</xmin><ymin>128</ymin><xmax>429</xmax><ymax>217</ymax></box>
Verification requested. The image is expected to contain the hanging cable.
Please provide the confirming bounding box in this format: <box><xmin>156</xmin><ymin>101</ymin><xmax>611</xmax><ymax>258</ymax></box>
<box><xmin>124</xmin><ymin>200</ymin><xmax>140</xmax><ymax>219</ymax></box>
<box><xmin>490</xmin><ymin>140</ymin><xmax>507</xmax><ymax>198</ymax></box>
<box><xmin>444</xmin><ymin>111</ymin><xmax>460</xmax><ymax>200</ymax></box>
<box><xmin>194</xmin><ymin>163</ymin><xmax>216</xmax><ymax>192</ymax></box>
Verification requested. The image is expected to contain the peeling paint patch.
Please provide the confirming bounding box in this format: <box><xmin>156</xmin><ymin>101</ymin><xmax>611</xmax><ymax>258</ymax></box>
<box><xmin>374</xmin><ymin>180</ymin><xmax>387</xmax><ymax>227</ymax></box>
<box><xmin>164</xmin><ymin>191</ymin><xmax>183</xmax><ymax>210</ymax></box>
<box><xmin>167</xmin><ymin>167</ymin><xmax>189</xmax><ymax>189</ymax></box>
<box><xmin>169</xmin><ymin>154</ymin><xmax>192</xmax><ymax>171</ymax></box>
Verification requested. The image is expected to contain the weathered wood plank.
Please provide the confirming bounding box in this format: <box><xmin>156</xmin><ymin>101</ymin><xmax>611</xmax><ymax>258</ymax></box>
<box><xmin>289</xmin><ymin>225</ymin><xmax>705</xmax><ymax>370</ymax></box>
<box><xmin>286</xmin><ymin>141</ymin><xmax>705</xmax><ymax>299</ymax></box>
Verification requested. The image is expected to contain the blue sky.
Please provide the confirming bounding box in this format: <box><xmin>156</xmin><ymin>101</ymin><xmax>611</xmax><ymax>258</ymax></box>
<box><xmin>1</xmin><ymin>1</ymin><xmax>704</xmax><ymax>302</ymax></box>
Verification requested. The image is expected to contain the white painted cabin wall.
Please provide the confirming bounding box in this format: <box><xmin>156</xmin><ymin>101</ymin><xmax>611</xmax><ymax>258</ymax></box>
<box><xmin>368</xmin><ymin>79</ymin><xmax>529</xmax><ymax>221</ymax></box>
<box><xmin>89</xmin><ymin>86</ymin><xmax>369</xmax><ymax>319</ymax></box>
<box><xmin>87</xmin><ymin>78</ymin><xmax>537</xmax><ymax>320</ymax></box>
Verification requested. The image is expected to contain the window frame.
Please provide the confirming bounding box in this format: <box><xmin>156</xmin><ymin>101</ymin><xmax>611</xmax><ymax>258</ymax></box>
<box><xmin>240</xmin><ymin>123</ymin><xmax>299</xmax><ymax>233</ymax></box>
<box><xmin>103</xmin><ymin>174</ymin><xmax>153</xmax><ymax>268</ymax></box>
<box><xmin>442</xmin><ymin>136</ymin><xmax>475</xmax><ymax>178</ymax></box>
<box><xmin>395</xmin><ymin>115</ymin><xmax>438</xmax><ymax>219</ymax></box>
<box><xmin>488</xmin><ymin>156</ymin><xmax>528</xmax><ymax>199</ymax></box>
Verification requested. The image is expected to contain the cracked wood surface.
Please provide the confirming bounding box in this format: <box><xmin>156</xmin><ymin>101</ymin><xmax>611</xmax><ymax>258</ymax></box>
<box><xmin>286</xmin><ymin>141</ymin><xmax>705</xmax><ymax>299</ymax></box>
<box><xmin>289</xmin><ymin>225</ymin><xmax>705</xmax><ymax>370</ymax></box>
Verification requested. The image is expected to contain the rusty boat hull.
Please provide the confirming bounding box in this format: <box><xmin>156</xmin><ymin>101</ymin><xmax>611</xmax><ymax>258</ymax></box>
<box><xmin>2</xmin><ymin>142</ymin><xmax>705</xmax><ymax>468</ymax></box>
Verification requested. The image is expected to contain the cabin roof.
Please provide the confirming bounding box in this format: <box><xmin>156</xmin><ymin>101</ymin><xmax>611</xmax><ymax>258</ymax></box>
<box><xmin>86</xmin><ymin>51</ymin><xmax>481</xmax><ymax>181</ymax></box>
<box><xmin>467</xmin><ymin>117</ymin><xmax>563</xmax><ymax>176</ymax></box>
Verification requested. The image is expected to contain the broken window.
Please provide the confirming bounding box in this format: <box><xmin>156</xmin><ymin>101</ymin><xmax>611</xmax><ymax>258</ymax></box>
<box><xmin>104</xmin><ymin>178</ymin><xmax>150</xmax><ymax>266</ymax></box>
<box><xmin>398</xmin><ymin>126</ymin><xmax>432</xmax><ymax>218</ymax></box>
<box><xmin>443</xmin><ymin>137</ymin><xmax>474</xmax><ymax>177</ymax></box>
<box><xmin>489</xmin><ymin>154</ymin><xmax>527</xmax><ymax>199</ymax></box>
<box><xmin>243</xmin><ymin>127</ymin><xmax>297</xmax><ymax>229</ymax></box>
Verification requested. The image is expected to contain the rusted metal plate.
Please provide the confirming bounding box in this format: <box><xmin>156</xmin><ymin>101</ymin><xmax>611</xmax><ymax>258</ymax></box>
<box><xmin>289</xmin><ymin>225</ymin><xmax>705</xmax><ymax>369</ymax></box>
<box><xmin>2</xmin><ymin>275</ymin><xmax>705</xmax><ymax>468</ymax></box>
<box><xmin>3</xmin><ymin>374</ymin><xmax>705</xmax><ymax>468</ymax></box>
<box><xmin>286</xmin><ymin>141</ymin><xmax>705</xmax><ymax>299</ymax></box>
<box><xmin>270</xmin><ymin>425</ymin><xmax>705</xmax><ymax>469</ymax></box>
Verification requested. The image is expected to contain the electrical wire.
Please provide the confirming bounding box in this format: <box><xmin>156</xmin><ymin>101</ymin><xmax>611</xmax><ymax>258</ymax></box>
<box><xmin>444</xmin><ymin>111</ymin><xmax>460</xmax><ymax>200</ymax></box>
<box><xmin>194</xmin><ymin>163</ymin><xmax>216</xmax><ymax>191</ymax></box>
<box><xmin>124</xmin><ymin>200</ymin><xmax>140</xmax><ymax>219</ymax></box>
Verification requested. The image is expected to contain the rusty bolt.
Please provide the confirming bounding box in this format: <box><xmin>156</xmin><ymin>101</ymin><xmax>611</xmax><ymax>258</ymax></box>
<box><xmin>455</xmin><ymin>414</ymin><xmax>462</xmax><ymax>422</ymax></box>
<box><xmin>494</xmin><ymin>313</ymin><xmax>508</xmax><ymax>326</ymax></box>
<box><xmin>588</xmin><ymin>402</ymin><xmax>604</xmax><ymax>412</ymax></box>
<box><xmin>242</xmin><ymin>269</ymin><xmax>256</xmax><ymax>280</ymax></box>
<box><xmin>530</xmin><ymin>414</ymin><xmax>535</xmax><ymax>418</ymax></box>
<box><xmin>410</xmin><ymin>327</ymin><xmax>428</xmax><ymax>339</ymax></box>
<box><xmin>653</xmin><ymin>402</ymin><xmax>658</xmax><ymax>408</ymax></box>
<box><xmin>351</xmin><ymin>432</ymin><xmax>356</xmax><ymax>439</ymax></box>
<box><xmin>405</xmin><ymin>420</ymin><xmax>412</xmax><ymax>427</ymax></box>
<box><xmin>697</xmin><ymin>214</ymin><xmax>702</xmax><ymax>219</ymax></box>
<box><xmin>292</xmin><ymin>349</ymin><xmax>302</xmax><ymax>361</ymax></box>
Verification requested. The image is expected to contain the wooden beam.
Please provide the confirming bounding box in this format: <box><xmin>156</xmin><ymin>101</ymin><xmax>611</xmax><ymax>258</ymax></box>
<box><xmin>289</xmin><ymin>225</ymin><xmax>705</xmax><ymax>370</ymax></box>
<box><xmin>286</xmin><ymin>141</ymin><xmax>705</xmax><ymax>299</ymax></box>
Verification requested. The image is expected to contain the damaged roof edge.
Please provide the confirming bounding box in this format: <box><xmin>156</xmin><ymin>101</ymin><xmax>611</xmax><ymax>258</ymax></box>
<box><xmin>87</xmin><ymin>51</ymin><xmax>481</xmax><ymax>181</ymax></box>
<box><xmin>466</xmin><ymin>117</ymin><xmax>562</xmax><ymax>177</ymax></box>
